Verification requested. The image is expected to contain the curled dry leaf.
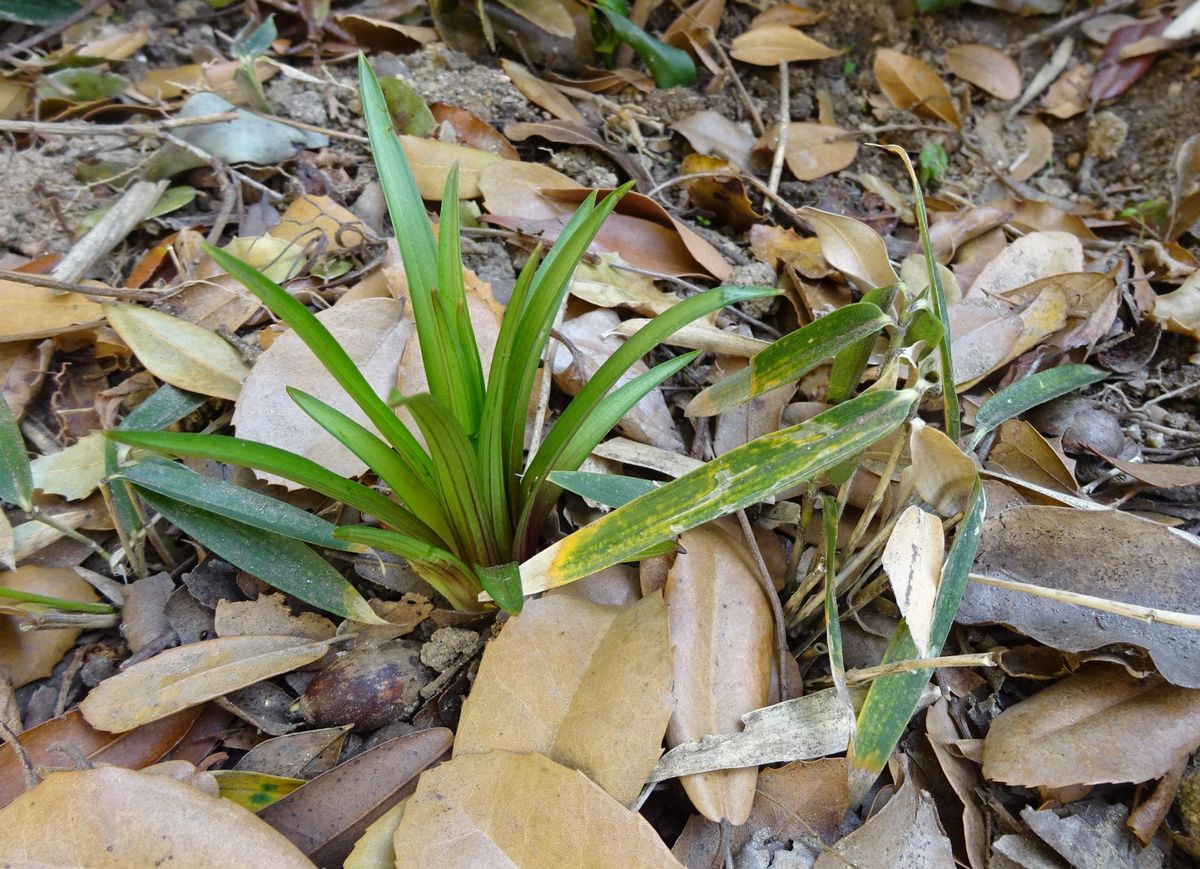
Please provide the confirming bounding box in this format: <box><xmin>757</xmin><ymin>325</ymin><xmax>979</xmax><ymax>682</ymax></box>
<box><xmin>957</xmin><ymin>506</ymin><xmax>1200</xmax><ymax>688</ymax></box>
<box><xmin>0</xmin><ymin>566</ymin><xmax>99</xmax><ymax>688</ymax></box>
<box><xmin>393</xmin><ymin>751</ymin><xmax>682</xmax><ymax>868</ymax></box>
<box><xmin>755</xmin><ymin>123</ymin><xmax>858</xmax><ymax>181</ymax></box>
<box><xmin>988</xmin><ymin>419</ymin><xmax>1078</xmax><ymax>493</ymax></box>
<box><xmin>881</xmin><ymin>505</ymin><xmax>944</xmax><ymax>658</ymax></box>
<box><xmin>104</xmin><ymin>303</ymin><xmax>249</xmax><ymax>401</ymax></box>
<box><xmin>1149</xmin><ymin>270</ymin><xmax>1200</xmax><ymax>339</ymax></box>
<box><xmin>232</xmin><ymin>298</ymin><xmax>408</xmax><ymax>489</ymax></box>
<box><xmin>0</xmin><ymin>766</ymin><xmax>313</xmax><ymax>867</ymax></box>
<box><xmin>874</xmin><ymin>49</ymin><xmax>961</xmax><ymax>129</ymax></box>
<box><xmin>730</xmin><ymin>24</ymin><xmax>841</xmax><ymax>65</ymax></box>
<box><xmin>798</xmin><ymin>207</ymin><xmax>900</xmax><ymax>290</ymax></box>
<box><xmin>666</xmin><ymin>523</ymin><xmax>773</xmax><ymax>824</ymax></box>
<box><xmin>944</xmin><ymin>44</ymin><xmax>1022</xmax><ymax>101</ymax></box>
<box><xmin>680</xmin><ymin>154</ymin><xmax>763</xmax><ymax>230</ymax></box>
<box><xmin>433</xmin><ymin>104</ymin><xmax>520</xmax><ymax>159</ymax></box>
<box><xmin>453</xmin><ymin>593</ymin><xmax>674</xmax><ymax>807</ymax></box>
<box><xmin>983</xmin><ymin>665</ymin><xmax>1200</xmax><ymax>788</ymax></box>
<box><xmin>80</xmin><ymin>636</ymin><xmax>332</xmax><ymax>732</ymax></box>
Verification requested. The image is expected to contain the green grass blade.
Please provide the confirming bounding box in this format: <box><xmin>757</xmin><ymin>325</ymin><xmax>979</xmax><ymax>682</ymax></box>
<box><xmin>0</xmin><ymin>395</ymin><xmax>33</xmax><ymax>510</ymax></box>
<box><xmin>332</xmin><ymin>524</ymin><xmax>483</xmax><ymax>612</ymax></box>
<box><xmin>0</xmin><ymin>585</ymin><xmax>114</xmax><ymax>614</ymax></box>
<box><xmin>115</xmin><ymin>459</ymin><xmax>359</xmax><ymax>552</ymax></box>
<box><xmin>688</xmin><ymin>301</ymin><xmax>889</xmax><ymax>417</ymax></box>
<box><xmin>822</xmin><ymin>496</ymin><xmax>853</xmax><ymax>732</ymax></box>
<box><xmin>285</xmin><ymin>387</ymin><xmax>454</xmax><ymax>546</ymax></box>
<box><xmin>521</xmin><ymin>388</ymin><xmax>919</xmax><ymax>594</ymax></box>
<box><xmin>108</xmin><ymin>430</ymin><xmax>437</xmax><ymax>543</ymax></box>
<box><xmin>476</xmin><ymin>562</ymin><xmax>523</xmax><ymax>615</ymax></box>
<box><xmin>827</xmin><ymin>286</ymin><xmax>899</xmax><ymax>404</ymax></box>
<box><xmin>849</xmin><ymin>477</ymin><xmax>984</xmax><ymax>781</ymax></box>
<box><xmin>549</xmin><ymin>471</ymin><xmax>658</xmax><ymax>508</ymax></box>
<box><xmin>138</xmin><ymin>488</ymin><xmax>387</xmax><ymax>624</ymax></box>
<box><xmin>204</xmin><ymin>243</ymin><xmax>434</xmax><ymax>483</ymax></box>
<box><xmin>969</xmin><ymin>365</ymin><xmax>1107</xmax><ymax>450</ymax></box>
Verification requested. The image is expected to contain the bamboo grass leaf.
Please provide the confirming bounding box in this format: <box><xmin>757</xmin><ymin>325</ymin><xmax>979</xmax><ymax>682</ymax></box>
<box><xmin>969</xmin><ymin>365</ymin><xmax>1106</xmax><ymax>449</ymax></box>
<box><xmin>0</xmin><ymin>395</ymin><xmax>33</xmax><ymax>511</ymax></box>
<box><xmin>827</xmin><ymin>286</ymin><xmax>899</xmax><ymax>404</ymax></box>
<box><xmin>549</xmin><ymin>471</ymin><xmax>659</xmax><ymax>508</ymax></box>
<box><xmin>476</xmin><ymin>562</ymin><xmax>523</xmax><ymax>615</ymax></box>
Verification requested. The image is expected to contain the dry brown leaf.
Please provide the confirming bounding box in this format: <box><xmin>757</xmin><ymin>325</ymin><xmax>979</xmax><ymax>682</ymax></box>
<box><xmin>231</xmin><ymin>298</ymin><xmax>408</xmax><ymax>488</ymax></box>
<box><xmin>948</xmin><ymin>289</ymin><xmax>1068</xmax><ymax>387</ymax></box>
<box><xmin>398</xmin><ymin>135</ymin><xmax>508</xmax><ymax>200</ymax></box>
<box><xmin>570</xmin><ymin>254</ymin><xmax>684</xmax><ymax>317</ymax></box>
<box><xmin>0</xmin><ymin>566</ymin><xmax>98</xmax><ymax>688</ymax></box>
<box><xmin>666</xmin><ymin>524</ymin><xmax>773</xmax><ymax>824</ymax></box>
<box><xmin>432</xmin><ymin>104</ymin><xmax>520</xmax><ymax>159</ymax></box>
<box><xmin>1097</xmin><ymin>453</ymin><xmax>1200</xmax><ymax>489</ymax></box>
<box><xmin>988</xmin><ymin>198</ymin><xmax>1098</xmax><ymax>242</ymax></box>
<box><xmin>958</xmin><ymin>506</ymin><xmax>1200</xmax><ymax>688</ymax></box>
<box><xmin>215</xmin><ymin>594</ymin><xmax>337</xmax><ymax>641</ymax></box>
<box><xmin>751</xmin><ymin>4</ymin><xmax>827</xmax><ymax>28</ymax></box>
<box><xmin>755</xmin><ymin>123</ymin><xmax>857</xmax><ymax>181</ymax></box>
<box><xmin>0</xmin><ymin>280</ymin><xmax>104</xmax><ymax>342</ymax></box>
<box><xmin>983</xmin><ymin>665</ymin><xmax>1200</xmax><ymax>788</ymax></box>
<box><xmin>680</xmin><ymin>154</ymin><xmax>763</xmax><ymax>230</ymax></box>
<box><xmin>135</xmin><ymin>60</ymin><xmax>276</xmax><ymax>102</ymax></box>
<box><xmin>663</xmin><ymin>0</ymin><xmax>725</xmax><ymax>50</ymax></box>
<box><xmin>0</xmin><ymin>339</ymin><xmax>52</xmax><ymax>418</ymax></box>
<box><xmin>500</xmin><ymin>59</ymin><xmax>586</xmax><ymax>126</ymax></box>
<box><xmin>1041</xmin><ymin>64</ymin><xmax>1093</xmax><ymax>119</ymax></box>
<box><xmin>453</xmin><ymin>593</ymin><xmax>674</xmax><ymax>807</ymax></box>
<box><xmin>798</xmin><ymin>207</ymin><xmax>900</xmax><ymax>290</ymax></box>
<box><xmin>881</xmin><ymin>505</ymin><xmax>944</xmax><ymax>657</ymax></box>
<box><xmin>926</xmin><ymin>698</ymin><xmax>987</xmax><ymax>869</ymax></box>
<box><xmin>730</xmin><ymin>24</ymin><xmax>841</xmax><ymax>65</ymax></box>
<box><xmin>0</xmin><ymin>766</ymin><xmax>313</xmax><ymax>867</ymax></box>
<box><xmin>80</xmin><ymin>636</ymin><xmax>331</xmax><ymax>732</ymax></box>
<box><xmin>612</xmin><ymin>318</ymin><xmax>771</xmax><ymax>358</ymax></box>
<box><xmin>29</xmin><ymin>431</ymin><xmax>107</xmax><ymax>501</ymax></box>
<box><xmin>944</xmin><ymin>43</ymin><xmax>1021</xmax><ymax>100</ymax></box>
<box><xmin>988</xmin><ymin>419</ymin><xmax>1078</xmax><ymax>493</ymax></box>
<box><xmin>749</xmin><ymin>225</ymin><xmax>829</xmax><ymax>276</ymax></box>
<box><xmin>1150</xmin><ymin>269</ymin><xmax>1200</xmax><ymax>338</ymax></box>
<box><xmin>505</xmin><ymin>120</ymin><xmax>652</xmax><ymax>190</ymax></box>
<box><xmin>874</xmin><ymin>48</ymin><xmax>962</xmax><ymax>128</ymax></box>
<box><xmin>671</xmin><ymin>110</ymin><xmax>756</xmax><ymax>171</ymax></box>
<box><xmin>268</xmin><ymin>195</ymin><xmax>366</xmax><ymax>253</ymax></box>
<box><xmin>235</xmin><ymin>726</ymin><xmax>350</xmax><ymax>778</ymax></box>
<box><xmin>393</xmin><ymin>751</ymin><xmax>682</xmax><ymax>867</ymax></box>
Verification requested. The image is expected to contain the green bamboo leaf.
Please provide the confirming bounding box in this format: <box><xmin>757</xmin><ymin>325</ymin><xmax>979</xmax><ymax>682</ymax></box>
<box><xmin>0</xmin><ymin>585</ymin><xmax>114</xmax><ymax>614</ymax></box>
<box><xmin>520</xmin><ymin>388</ymin><xmax>919</xmax><ymax>594</ymax></box>
<box><xmin>849</xmin><ymin>478</ymin><xmax>984</xmax><ymax>780</ymax></box>
<box><xmin>969</xmin><ymin>365</ymin><xmax>1107</xmax><ymax>450</ymax></box>
<box><xmin>596</xmin><ymin>2</ymin><xmax>697</xmax><ymax>88</ymax></box>
<box><xmin>476</xmin><ymin>562</ymin><xmax>523</xmax><ymax>615</ymax></box>
<box><xmin>688</xmin><ymin>302</ymin><xmax>890</xmax><ymax>417</ymax></box>
<box><xmin>0</xmin><ymin>395</ymin><xmax>33</xmax><ymax>511</ymax></box>
<box><xmin>549</xmin><ymin>471</ymin><xmax>658</xmax><ymax>508</ymax></box>
<box><xmin>138</xmin><ymin>489</ymin><xmax>386</xmax><ymax>624</ymax></box>
<box><xmin>827</xmin><ymin>287</ymin><xmax>899</xmax><ymax>404</ymax></box>
<box><xmin>108</xmin><ymin>431</ymin><xmax>437</xmax><ymax>544</ymax></box>
<box><xmin>115</xmin><ymin>459</ymin><xmax>359</xmax><ymax>552</ymax></box>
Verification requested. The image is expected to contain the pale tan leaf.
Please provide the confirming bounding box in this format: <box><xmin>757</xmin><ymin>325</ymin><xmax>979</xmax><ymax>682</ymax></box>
<box><xmin>982</xmin><ymin>665</ymin><xmax>1200</xmax><ymax>788</ymax></box>
<box><xmin>0</xmin><ymin>511</ymin><xmax>12</xmax><ymax>571</ymax></box>
<box><xmin>968</xmin><ymin>231</ymin><xmax>1084</xmax><ymax>298</ymax></box>
<box><xmin>501</xmin><ymin>59</ymin><xmax>585</xmax><ymax>126</ymax></box>
<box><xmin>345</xmin><ymin>799</ymin><xmax>405</xmax><ymax>869</ymax></box>
<box><xmin>215</xmin><ymin>593</ymin><xmax>336</xmax><ymax>641</ymax></box>
<box><xmin>881</xmin><ymin>506</ymin><xmax>945</xmax><ymax>657</ymax></box>
<box><xmin>798</xmin><ymin>207</ymin><xmax>900</xmax><ymax>290</ymax></box>
<box><xmin>611</xmin><ymin>318</ymin><xmax>771</xmax><ymax>358</ymax></box>
<box><xmin>1150</xmin><ymin>269</ymin><xmax>1200</xmax><ymax>338</ymax></box>
<box><xmin>926</xmin><ymin>698</ymin><xmax>987</xmax><ymax>869</ymax></box>
<box><xmin>232</xmin><ymin>298</ymin><xmax>408</xmax><ymax>489</ymax></box>
<box><xmin>666</xmin><ymin>524</ymin><xmax>773</xmax><ymax>824</ymax></box>
<box><xmin>570</xmin><ymin>254</ymin><xmax>685</xmax><ymax>317</ymax></box>
<box><xmin>0</xmin><ymin>766</ymin><xmax>313</xmax><ymax>867</ymax></box>
<box><xmin>1041</xmin><ymin>64</ymin><xmax>1092</xmax><ymax>119</ymax></box>
<box><xmin>988</xmin><ymin>419</ymin><xmax>1077</xmax><ymax>493</ymax></box>
<box><xmin>874</xmin><ymin>48</ymin><xmax>961</xmax><ymax>128</ymax></box>
<box><xmin>0</xmin><ymin>280</ymin><xmax>104</xmax><ymax>342</ymax></box>
<box><xmin>908</xmin><ymin>419</ymin><xmax>978</xmax><ymax>516</ymax></box>
<box><xmin>393</xmin><ymin>751</ymin><xmax>682</xmax><ymax>868</ymax></box>
<box><xmin>0</xmin><ymin>566</ymin><xmax>98</xmax><ymax>688</ymax></box>
<box><xmin>730</xmin><ymin>24</ymin><xmax>841</xmax><ymax>65</ymax></box>
<box><xmin>453</xmin><ymin>593</ymin><xmax>674</xmax><ymax>807</ymax></box>
<box><xmin>755</xmin><ymin>123</ymin><xmax>858</xmax><ymax>182</ymax></box>
<box><xmin>104</xmin><ymin>303</ymin><xmax>249</xmax><ymax>401</ymax></box>
<box><xmin>398</xmin><ymin>135</ymin><xmax>508</xmax><ymax>200</ymax></box>
<box><xmin>944</xmin><ymin>44</ymin><xmax>1021</xmax><ymax>100</ymax></box>
<box><xmin>29</xmin><ymin>431</ymin><xmax>106</xmax><ymax>501</ymax></box>
<box><xmin>79</xmin><ymin>636</ymin><xmax>331</xmax><ymax>732</ymax></box>
<box><xmin>948</xmin><ymin>289</ymin><xmax>1068</xmax><ymax>388</ymax></box>
<box><xmin>268</xmin><ymin>195</ymin><xmax>366</xmax><ymax>253</ymax></box>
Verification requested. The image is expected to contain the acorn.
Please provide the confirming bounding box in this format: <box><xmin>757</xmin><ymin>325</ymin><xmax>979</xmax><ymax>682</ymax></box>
<box><xmin>298</xmin><ymin>639</ymin><xmax>433</xmax><ymax>731</ymax></box>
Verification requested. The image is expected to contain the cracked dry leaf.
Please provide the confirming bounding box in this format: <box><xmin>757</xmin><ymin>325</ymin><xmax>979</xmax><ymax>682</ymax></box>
<box><xmin>393</xmin><ymin>751</ymin><xmax>682</xmax><ymax>868</ymax></box>
<box><xmin>665</xmin><ymin>523</ymin><xmax>773</xmax><ymax>824</ymax></box>
<box><xmin>232</xmin><ymin>298</ymin><xmax>409</xmax><ymax>489</ymax></box>
<box><xmin>0</xmin><ymin>565</ymin><xmax>99</xmax><ymax>688</ymax></box>
<box><xmin>453</xmin><ymin>593</ymin><xmax>674</xmax><ymax>807</ymax></box>
<box><xmin>983</xmin><ymin>665</ymin><xmax>1200</xmax><ymax>789</ymax></box>
<box><xmin>0</xmin><ymin>766</ymin><xmax>313</xmax><ymax>868</ymax></box>
<box><xmin>873</xmin><ymin>49</ymin><xmax>961</xmax><ymax>129</ymax></box>
<box><xmin>881</xmin><ymin>505</ymin><xmax>944</xmax><ymax>658</ymax></box>
<box><xmin>80</xmin><ymin>635</ymin><xmax>332</xmax><ymax>732</ymax></box>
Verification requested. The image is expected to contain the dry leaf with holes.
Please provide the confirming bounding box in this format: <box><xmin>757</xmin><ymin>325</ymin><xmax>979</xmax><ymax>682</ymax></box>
<box><xmin>944</xmin><ymin>44</ymin><xmax>1021</xmax><ymax>100</ymax></box>
<box><xmin>0</xmin><ymin>566</ymin><xmax>99</xmax><ymax>688</ymax></box>
<box><xmin>874</xmin><ymin>49</ymin><xmax>961</xmax><ymax>128</ymax></box>
<box><xmin>755</xmin><ymin>123</ymin><xmax>858</xmax><ymax>181</ymax></box>
<box><xmin>881</xmin><ymin>506</ymin><xmax>945</xmax><ymax>657</ymax></box>
<box><xmin>453</xmin><ymin>593</ymin><xmax>673</xmax><ymax>807</ymax></box>
<box><xmin>398</xmin><ymin>135</ymin><xmax>509</xmax><ymax>200</ymax></box>
<box><xmin>665</xmin><ymin>524</ymin><xmax>773</xmax><ymax>824</ymax></box>
<box><xmin>798</xmin><ymin>207</ymin><xmax>900</xmax><ymax>290</ymax></box>
<box><xmin>730</xmin><ymin>24</ymin><xmax>840</xmax><ymax>65</ymax></box>
<box><xmin>983</xmin><ymin>665</ymin><xmax>1200</xmax><ymax>788</ymax></box>
<box><xmin>0</xmin><ymin>766</ymin><xmax>312</xmax><ymax>867</ymax></box>
<box><xmin>29</xmin><ymin>431</ymin><xmax>106</xmax><ymax>501</ymax></box>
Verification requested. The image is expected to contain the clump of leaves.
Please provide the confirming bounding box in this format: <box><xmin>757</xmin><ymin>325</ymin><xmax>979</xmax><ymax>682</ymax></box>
<box><xmin>108</xmin><ymin>55</ymin><xmax>763</xmax><ymax>616</ymax></box>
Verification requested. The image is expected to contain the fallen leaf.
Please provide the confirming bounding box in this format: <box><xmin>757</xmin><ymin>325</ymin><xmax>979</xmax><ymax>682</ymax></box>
<box><xmin>672</xmin><ymin>110</ymin><xmax>757</xmax><ymax>171</ymax></box>
<box><xmin>0</xmin><ymin>279</ymin><xmax>104</xmax><ymax>341</ymax></box>
<box><xmin>666</xmin><ymin>524</ymin><xmax>773</xmax><ymax>824</ymax></box>
<box><xmin>29</xmin><ymin>431</ymin><xmax>106</xmax><ymax>500</ymax></box>
<box><xmin>505</xmin><ymin>120</ymin><xmax>651</xmax><ymax>190</ymax></box>
<box><xmin>948</xmin><ymin>290</ymin><xmax>1068</xmax><ymax>387</ymax></box>
<box><xmin>268</xmin><ymin>195</ymin><xmax>366</xmax><ymax>253</ymax></box>
<box><xmin>968</xmin><ymin>231</ymin><xmax>1084</xmax><ymax>299</ymax></box>
<box><xmin>235</xmin><ymin>726</ymin><xmax>351</xmax><ymax>778</ymax></box>
<box><xmin>500</xmin><ymin>59</ymin><xmax>585</xmax><ymax>126</ymax></box>
<box><xmin>231</xmin><ymin>298</ymin><xmax>408</xmax><ymax>489</ymax></box>
<box><xmin>1097</xmin><ymin>453</ymin><xmax>1200</xmax><ymax>489</ymax></box>
<box><xmin>881</xmin><ymin>505</ymin><xmax>944</xmax><ymax>657</ymax></box>
<box><xmin>926</xmin><ymin>698</ymin><xmax>987</xmax><ymax>869</ymax></box>
<box><xmin>908</xmin><ymin>419</ymin><xmax>978</xmax><ymax>517</ymax></box>
<box><xmin>957</xmin><ymin>506</ymin><xmax>1200</xmax><ymax>688</ymax></box>
<box><xmin>756</xmin><ymin>123</ymin><xmax>858</xmax><ymax>181</ymax></box>
<box><xmin>612</xmin><ymin>318</ymin><xmax>771</xmax><ymax>358</ymax></box>
<box><xmin>0</xmin><ymin>766</ymin><xmax>313</xmax><ymax>867</ymax></box>
<box><xmin>432</xmin><ymin>104</ymin><xmax>519</xmax><ymax>159</ymax></box>
<box><xmin>730</xmin><ymin>24</ymin><xmax>841</xmax><ymax>65</ymax></box>
<box><xmin>798</xmin><ymin>207</ymin><xmax>900</xmax><ymax>290</ymax></box>
<box><xmin>398</xmin><ymin>135</ymin><xmax>508</xmax><ymax>200</ymax></box>
<box><xmin>0</xmin><ymin>339</ymin><xmax>52</xmax><ymax>419</ymax></box>
<box><xmin>983</xmin><ymin>665</ymin><xmax>1200</xmax><ymax>787</ymax></box>
<box><xmin>79</xmin><ymin>635</ymin><xmax>331</xmax><ymax>732</ymax></box>
<box><xmin>393</xmin><ymin>751</ymin><xmax>682</xmax><ymax>867</ymax></box>
<box><xmin>944</xmin><ymin>43</ymin><xmax>1022</xmax><ymax>100</ymax></box>
<box><xmin>749</xmin><ymin>225</ymin><xmax>829</xmax><ymax>276</ymax></box>
<box><xmin>1090</xmin><ymin>16</ymin><xmax>1170</xmax><ymax>101</ymax></box>
<box><xmin>1041</xmin><ymin>63</ymin><xmax>1092</xmax><ymax>119</ymax></box>
<box><xmin>215</xmin><ymin>593</ymin><xmax>336</xmax><ymax>641</ymax></box>
<box><xmin>0</xmin><ymin>566</ymin><xmax>99</xmax><ymax>688</ymax></box>
<box><xmin>680</xmin><ymin>154</ymin><xmax>762</xmax><ymax>230</ymax></box>
<box><xmin>344</xmin><ymin>799</ymin><xmax>405</xmax><ymax>869</ymax></box>
<box><xmin>874</xmin><ymin>48</ymin><xmax>961</xmax><ymax>128</ymax></box>
<box><xmin>453</xmin><ymin>593</ymin><xmax>674</xmax><ymax>807</ymax></box>
<box><xmin>570</xmin><ymin>254</ymin><xmax>684</xmax><ymax>317</ymax></box>
<box><xmin>988</xmin><ymin>419</ymin><xmax>1078</xmax><ymax>493</ymax></box>
<box><xmin>104</xmin><ymin>303</ymin><xmax>249</xmax><ymax>401</ymax></box>
<box><xmin>1022</xmin><ymin>802</ymin><xmax>1164</xmax><ymax>867</ymax></box>
<box><xmin>1150</xmin><ymin>269</ymin><xmax>1200</xmax><ymax>338</ymax></box>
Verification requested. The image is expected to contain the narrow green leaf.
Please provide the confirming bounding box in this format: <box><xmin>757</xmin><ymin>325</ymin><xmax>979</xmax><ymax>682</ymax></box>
<box><xmin>0</xmin><ymin>585</ymin><xmax>114</xmax><ymax>615</ymax></box>
<box><xmin>597</xmin><ymin>4</ymin><xmax>697</xmax><ymax>88</ymax></box>
<box><xmin>827</xmin><ymin>287</ymin><xmax>899</xmax><ymax>404</ymax></box>
<box><xmin>138</xmin><ymin>489</ymin><xmax>386</xmax><ymax>624</ymax></box>
<box><xmin>850</xmin><ymin>477</ymin><xmax>984</xmax><ymax>778</ymax></box>
<box><xmin>822</xmin><ymin>497</ymin><xmax>851</xmax><ymax>726</ymax></box>
<box><xmin>476</xmin><ymin>562</ymin><xmax>524</xmax><ymax>615</ymax></box>
<box><xmin>115</xmin><ymin>459</ymin><xmax>359</xmax><ymax>552</ymax></box>
<box><xmin>969</xmin><ymin>365</ymin><xmax>1107</xmax><ymax>450</ymax></box>
<box><xmin>521</xmin><ymin>388</ymin><xmax>919</xmax><ymax>594</ymax></box>
<box><xmin>108</xmin><ymin>430</ymin><xmax>438</xmax><ymax>544</ymax></box>
<box><xmin>688</xmin><ymin>302</ymin><xmax>890</xmax><ymax>417</ymax></box>
<box><xmin>0</xmin><ymin>396</ymin><xmax>33</xmax><ymax>511</ymax></box>
<box><xmin>0</xmin><ymin>0</ymin><xmax>79</xmax><ymax>26</ymax></box>
<box><xmin>549</xmin><ymin>471</ymin><xmax>659</xmax><ymax>508</ymax></box>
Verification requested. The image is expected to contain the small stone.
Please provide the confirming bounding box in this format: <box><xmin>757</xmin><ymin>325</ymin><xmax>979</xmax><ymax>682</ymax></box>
<box><xmin>1086</xmin><ymin>111</ymin><xmax>1128</xmax><ymax>162</ymax></box>
<box><xmin>420</xmin><ymin>627</ymin><xmax>480</xmax><ymax>671</ymax></box>
<box><xmin>728</xmin><ymin>262</ymin><xmax>778</xmax><ymax>288</ymax></box>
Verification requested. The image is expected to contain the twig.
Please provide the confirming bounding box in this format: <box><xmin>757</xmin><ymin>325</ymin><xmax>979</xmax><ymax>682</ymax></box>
<box><xmin>0</xmin><ymin>113</ymin><xmax>240</xmax><ymax>138</ymax></box>
<box><xmin>810</xmin><ymin>652</ymin><xmax>1000</xmax><ymax>689</ymax></box>
<box><xmin>0</xmin><ymin>718</ymin><xmax>35</xmax><ymax>793</ymax></box>
<box><xmin>764</xmin><ymin>61</ymin><xmax>789</xmax><ymax>216</ymax></box>
<box><xmin>1015</xmin><ymin>0</ymin><xmax>1139</xmax><ymax>52</ymax></box>
<box><xmin>157</xmin><ymin>130</ymin><xmax>283</xmax><ymax>200</ymax></box>
<box><xmin>1008</xmin><ymin>37</ymin><xmax>1075</xmax><ymax>119</ymax></box>
<box><xmin>243</xmin><ymin>109</ymin><xmax>368</xmax><ymax>144</ymax></box>
<box><xmin>52</xmin><ymin>180</ymin><xmax>168</xmax><ymax>284</ymax></box>
<box><xmin>0</xmin><ymin>269</ymin><xmax>159</xmax><ymax>302</ymax></box>
<box><xmin>707</xmin><ymin>34</ymin><xmax>764</xmax><ymax>135</ymax></box>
